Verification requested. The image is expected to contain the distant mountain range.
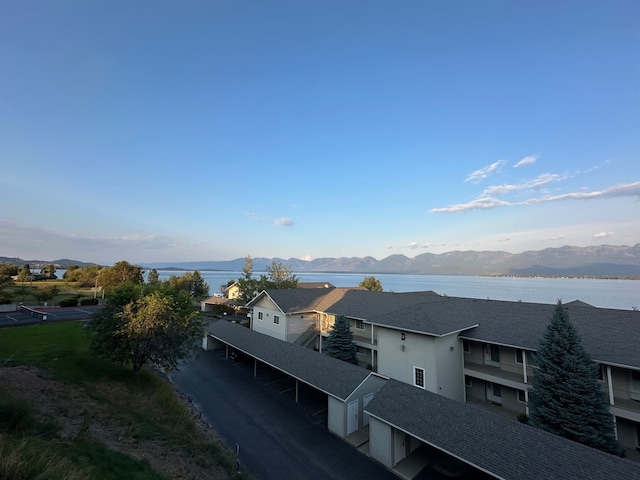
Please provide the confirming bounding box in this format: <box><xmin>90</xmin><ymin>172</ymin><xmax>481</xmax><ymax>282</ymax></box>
<box><xmin>142</xmin><ymin>244</ymin><xmax>640</xmax><ymax>277</ymax></box>
<box><xmin>3</xmin><ymin>244</ymin><xmax>640</xmax><ymax>277</ymax></box>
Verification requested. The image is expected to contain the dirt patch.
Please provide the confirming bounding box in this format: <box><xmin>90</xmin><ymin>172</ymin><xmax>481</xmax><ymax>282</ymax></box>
<box><xmin>0</xmin><ymin>365</ymin><xmax>231</xmax><ymax>479</ymax></box>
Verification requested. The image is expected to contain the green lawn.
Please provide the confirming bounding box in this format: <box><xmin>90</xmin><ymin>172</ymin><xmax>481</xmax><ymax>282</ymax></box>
<box><xmin>0</xmin><ymin>322</ymin><xmax>248</xmax><ymax>480</ymax></box>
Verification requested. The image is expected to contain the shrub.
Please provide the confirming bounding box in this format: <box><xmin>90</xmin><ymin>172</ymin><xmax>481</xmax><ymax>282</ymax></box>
<box><xmin>0</xmin><ymin>294</ymin><xmax>11</xmax><ymax>305</ymax></box>
<box><xmin>79</xmin><ymin>298</ymin><xmax>99</xmax><ymax>306</ymax></box>
<box><xmin>59</xmin><ymin>298</ymin><xmax>78</xmax><ymax>307</ymax></box>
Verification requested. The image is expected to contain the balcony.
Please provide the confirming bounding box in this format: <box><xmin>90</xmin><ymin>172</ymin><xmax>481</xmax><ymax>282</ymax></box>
<box><xmin>464</xmin><ymin>361</ymin><xmax>527</xmax><ymax>390</ymax></box>
<box><xmin>352</xmin><ymin>331</ymin><xmax>377</xmax><ymax>346</ymax></box>
<box><xmin>611</xmin><ymin>388</ymin><xmax>640</xmax><ymax>422</ymax></box>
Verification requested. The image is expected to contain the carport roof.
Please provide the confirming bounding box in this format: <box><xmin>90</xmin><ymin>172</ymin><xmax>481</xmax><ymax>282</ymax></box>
<box><xmin>206</xmin><ymin>320</ymin><xmax>377</xmax><ymax>401</ymax></box>
<box><xmin>366</xmin><ymin>379</ymin><xmax>640</xmax><ymax>480</ymax></box>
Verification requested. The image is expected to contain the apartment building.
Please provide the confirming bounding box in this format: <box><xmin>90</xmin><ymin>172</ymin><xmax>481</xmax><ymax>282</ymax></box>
<box><xmin>246</xmin><ymin>287</ymin><xmax>640</xmax><ymax>458</ymax></box>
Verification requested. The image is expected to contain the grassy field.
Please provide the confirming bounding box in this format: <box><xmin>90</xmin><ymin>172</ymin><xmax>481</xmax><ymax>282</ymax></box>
<box><xmin>2</xmin><ymin>280</ymin><xmax>96</xmax><ymax>307</ymax></box>
<box><xmin>0</xmin><ymin>322</ymin><xmax>249</xmax><ymax>480</ymax></box>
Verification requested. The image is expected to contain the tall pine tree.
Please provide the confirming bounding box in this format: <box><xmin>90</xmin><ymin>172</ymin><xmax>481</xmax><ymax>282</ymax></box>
<box><xmin>324</xmin><ymin>314</ymin><xmax>358</xmax><ymax>365</ymax></box>
<box><xmin>529</xmin><ymin>300</ymin><xmax>621</xmax><ymax>455</ymax></box>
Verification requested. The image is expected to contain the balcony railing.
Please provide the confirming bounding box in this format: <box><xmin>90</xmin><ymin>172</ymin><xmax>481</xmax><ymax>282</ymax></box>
<box><xmin>464</xmin><ymin>360</ymin><xmax>527</xmax><ymax>387</ymax></box>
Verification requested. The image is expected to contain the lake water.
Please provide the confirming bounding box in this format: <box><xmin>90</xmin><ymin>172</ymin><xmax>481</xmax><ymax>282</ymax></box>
<box><xmin>154</xmin><ymin>270</ymin><xmax>639</xmax><ymax>311</ymax></box>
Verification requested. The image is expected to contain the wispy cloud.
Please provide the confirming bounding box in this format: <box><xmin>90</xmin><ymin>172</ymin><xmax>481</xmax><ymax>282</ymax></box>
<box><xmin>464</xmin><ymin>160</ymin><xmax>506</xmax><ymax>184</ymax></box>
<box><xmin>431</xmin><ymin>180</ymin><xmax>640</xmax><ymax>213</ymax></box>
<box><xmin>245</xmin><ymin>212</ymin><xmax>267</xmax><ymax>221</ymax></box>
<box><xmin>273</xmin><ymin>217</ymin><xmax>295</xmax><ymax>227</ymax></box>
<box><xmin>513</xmin><ymin>155</ymin><xmax>538</xmax><ymax>168</ymax></box>
<box><xmin>594</xmin><ymin>231</ymin><xmax>613</xmax><ymax>239</ymax></box>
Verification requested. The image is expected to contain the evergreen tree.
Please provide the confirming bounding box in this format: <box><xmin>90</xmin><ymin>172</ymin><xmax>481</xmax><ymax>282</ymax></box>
<box><xmin>529</xmin><ymin>300</ymin><xmax>621</xmax><ymax>455</ymax></box>
<box><xmin>147</xmin><ymin>268</ymin><xmax>160</xmax><ymax>285</ymax></box>
<box><xmin>324</xmin><ymin>315</ymin><xmax>358</xmax><ymax>365</ymax></box>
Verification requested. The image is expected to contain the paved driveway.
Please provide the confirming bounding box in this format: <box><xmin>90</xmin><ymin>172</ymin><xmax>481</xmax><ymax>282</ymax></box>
<box><xmin>170</xmin><ymin>349</ymin><xmax>399</xmax><ymax>480</ymax></box>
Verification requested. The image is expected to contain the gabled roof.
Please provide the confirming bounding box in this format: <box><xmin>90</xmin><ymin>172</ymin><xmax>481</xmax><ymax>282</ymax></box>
<box><xmin>366</xmin><ymin>379</ymin><xmax>640</xmax><ymax>480</ymax></box>
<box><xmin>458</xmin><ymin>299</ymin><xmax>640</xmax><ymax>369</ymax></box>
<box><xmin>206</xmin><ymin>320</ymin><xmax>376</xmax><ymax>401</ymax></box>
<box><xmin>367</xmin><ymin>298</ymin><xmax>479</xmax><ymax>336</ymax></box>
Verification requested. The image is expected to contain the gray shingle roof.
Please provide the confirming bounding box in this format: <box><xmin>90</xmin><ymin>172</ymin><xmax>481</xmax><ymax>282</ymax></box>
<box><xmin>458</xmin><ymin>299</ymin><xmax>640</xmax><ymax>368</ymax></box>
<box><xmin>253</xmin><ymin>288</ymin><xmax>640</xmax><ymax>369</ymax></box>
<box><xmin>206</xmin><ymin>320</ymin><xmax>374</xmax><ymax>400</ymax></box>
<box><xmin>366</xmin><ymin>379</ymin><xmax>640</xmax><ymax>480</ymax></box>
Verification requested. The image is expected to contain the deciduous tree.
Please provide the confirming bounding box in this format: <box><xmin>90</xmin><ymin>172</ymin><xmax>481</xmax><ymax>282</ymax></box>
<box><xmin>88</xmin><ymin>285</ymin><xmax>205</xmax><ymax>376</ymax></box>
<box><xmin>359</xmin><ymin>276</ymin><xmax>383</xmax><ymax>291</ymax></box>
<box><xmin>324</xmin><ymin>314</ymin><xmax>358</xmax><ymax>365</ymax></box>
<box><xmin>529</xmin><ymin>301</ymin><xmax>621</xmax><ymax>455</ymax></box>
<box><xmin>97</xmin><ymin>261</ymin><xmax>144</xmax><ymax>292</ymax></box>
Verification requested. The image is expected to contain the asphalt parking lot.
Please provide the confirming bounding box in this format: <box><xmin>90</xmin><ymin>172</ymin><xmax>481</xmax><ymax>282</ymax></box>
<box><xmin>170</xmin><ymin>348</ymin><xmax>401</xmax><ymax>480</ymax></box>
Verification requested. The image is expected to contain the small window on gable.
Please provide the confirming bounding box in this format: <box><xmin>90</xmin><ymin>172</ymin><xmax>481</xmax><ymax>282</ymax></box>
<box><xmin>274</xmin><ymin>315</ymin><xmax>280</xmax><ymax>325</ymax></box>
<box><xmin>355</xmin><ymin>319</ymin><xmax>365</xmax><ymax>330</ymax></box>
<box><xmin>414</xmin><ymin>367</ymin><xmax>425</xmax><ymax>388</ymax></box>
<box><xmin>258</xmin><ymin>312</ymin><xmax>263</xmax><ymax>320</ymax></box>
<box><xmin>463</xmin><ymin>339</ymin><xmax>470</xmax><ymax>353</ymax></box>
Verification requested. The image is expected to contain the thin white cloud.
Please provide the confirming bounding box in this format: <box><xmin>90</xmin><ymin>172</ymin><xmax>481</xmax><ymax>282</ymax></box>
<box><xmin>273</xmin><ymin>217</ymin><xmax>295</xmax><ymax>227</ymax></box>
<box><xmin>524</xmin><ymin>181</ymin><xmax>640</xmax><ymax>204</ymax></box>
<box><xmin>432</xmin><ymin>180</ymin><xmax>639</xmax><ymax>213</ymax></box>
<box><xmin>245</xmin><ymin>212</ymin><xmax>267</xmax><ymax>221</ymax></box>
<box><xmin>482</xmin><ymin>173</ymin><xmax>569</xmax><ymax>197</ymax></box>
<box><xmin>513</xmin><ymin>155</ymin><xmax>538</xmax><ymax>168</ymax></box>
<box><xmin>594</xmin><ymin>231</ymin><xmax>613</xmax><ymax>239</ymax></box>
<box><xmin>430</xmin><ymin>196</ymin><xmax>511</xmax><ymax>213</ymax></box>
<box><xmin>464</xmin><ymin>160</ymin><xmax>507</xmax><ymax>184</ymax></box>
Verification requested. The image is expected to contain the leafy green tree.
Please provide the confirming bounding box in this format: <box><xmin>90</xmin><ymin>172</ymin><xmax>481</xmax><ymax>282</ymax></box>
<box><xmin>237</xmin><ymin>256</ymin><xmax>260</xmax><ymax>304</ymax></box>
<box><xmin>162</xmin><ymin>271</ymin><xmax>209</xmax><ymax>298</ymax></box>
<box><xmin>266</xmin><ymin>260</ymin><xmax>298</xmax><ymax>289</ymax></box>
<box><xmin>17</xmin><ymin>265</ymin><xmax>31</xmax><ymax>282</ymax></box>
<box><xmin>359</xmin><ymin>276</ymin><xmax>383</xmax><ymax>291</ymax></box>
<box><xmin>88</xmin><ymin>285</ymin><xmax>205</xmax><ymax>376</ymax></box>
<box><xmin>0</xmin><ymin>264</ymin><xmax>18</xmax><ymax>277</ymax></box>
<box><xmin>33</xmin><ymin>285</ymin><xmax>59</xmax><ymax>304</ymax></box>
<box><xmin>97</xmin><ymin>261</ymin><xmax>143</xmax><ymax>292</ymax></box>
<box><xmin>146</xmin><ymin>268</ymin><xmax>160</xmax><ymax>285</ymax></box>
<box><xmin>0</xmin><ymin>275</ymin><xmax>14</xmax><ymax>292</ymax></box>
<box><xmin>13</xmin><ymin>286</ymin><xmax>32</xmax><ymax>302</ymax></box>
<box><xmin>324</xmin><ymin>314</ymin><xmax>358</xmax><ymax>365</ymax></box>
<box><xmin>40</xmin><ymin>264</ymin><xmax>57</xmax><ymax>277</ymax></box>
<box><xmin>529</xmin><ymin>301</ymin><xmax>621</xmax><ymax>455</ymax></box>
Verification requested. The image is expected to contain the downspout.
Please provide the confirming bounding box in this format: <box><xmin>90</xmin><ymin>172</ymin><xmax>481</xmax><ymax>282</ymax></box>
<box><xmin>522</xmin><ymin>350</ymin><xmax>529</xmax><ymax>416</ymax></box>
<box><xmin>606</xmin><ymin>365</ymin><xmax>618</xmax><ymax>439</ymax></box>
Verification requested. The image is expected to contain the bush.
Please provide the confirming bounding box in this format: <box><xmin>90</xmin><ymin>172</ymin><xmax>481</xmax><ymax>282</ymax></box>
<box><xmin>0</xmin><ymin>294</ymin><xmax>11</xmax><ymax>305</ymax></box>
<box><xmin>59</xmin><ymin>298</ymin><xmax>78</xmax><ymax>307</ymax></box>
<box><xmin>79</xmin><ymin>298</ymin><xmax>99</xmax><ymax>306</ymax></box>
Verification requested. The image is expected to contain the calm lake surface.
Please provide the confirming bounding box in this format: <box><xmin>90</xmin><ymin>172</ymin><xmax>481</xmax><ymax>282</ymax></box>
<box><xmin>155</xmin><ymin>270</ymin><xmax>639</xmax><ymax>311</ymax></box>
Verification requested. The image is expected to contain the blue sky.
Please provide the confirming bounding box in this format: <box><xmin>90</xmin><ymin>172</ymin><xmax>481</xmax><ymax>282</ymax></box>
<box><xmin>1</xmin><ymin>1</ymin><xmax>639</xmax><ymax>265</ymax></box>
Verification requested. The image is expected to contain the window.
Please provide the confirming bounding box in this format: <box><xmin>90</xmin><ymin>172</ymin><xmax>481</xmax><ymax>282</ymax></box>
<box><xmin>463</xmin><ymin>339</ymin><xmax>470</xmax><ymax>353</ymax></box>
<box><xmin>356</xmin><ymin>346</ymin><xmax>366</xmax><ymax>355</ymax></box>
<box><xmin>414</xmin><ymin>367</ymin><xmax>425</xmax><ymax>388</ymax></box>
<box><xmin>631</xmin><ymin>371</ymin><xmax>640</xmax><ymax>401</ymax></box>
<box><xmin>258</xmin><ymin>312</ymin><xmax>263</xmax><ymax>320</ymax></box>
<box><xmin>518</xmin><ymin>390</ymin><xmax>527</xmax><ymax>403</ymax></box>
<box><xmin>490</xmin><ymin>345</ymin><xmax>500</xmax><ymax>363</ymax></box>
<box><xmin>527</xmin><ymin>351</ymin><xmax>538</xmax><ymax>367</ymax></box>
<box><xmin>597</xmin><ymin>365</ymin><xmax>605</xmax><ymax>381</ymax></box>
<box><xmin>515</xmin><ymin>350</ymin><xmax>524</xmax><ymax>364</ymax></box>
<box><xmin>465</xmin><ymin>375</ymin><xmax>472</xmax><ymax>387</ymax></box>
<box><xmin>355</xmin><ymin>319</ymin><xmax>365</xmax><ymax>330</ymax></box>
<box><xmin>273</xmin><ymin>315</ymin><xmax>280</xmax><ymax>325</ymax></box>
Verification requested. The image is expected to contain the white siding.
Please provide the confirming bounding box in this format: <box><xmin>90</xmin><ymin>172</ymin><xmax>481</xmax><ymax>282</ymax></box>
<box><xmin>327</xmin><ymin>396</ymin><xmax>345</xmax><ymax>437</ymax></box>
<box><xmin>250</xmin><ymin>296</ymin><xmax>286</xmax><ymax>341</ymax></box>
<box><xmin>369</xmin><ymin>417</ymin><xmax>393</xmax><ymax>468</ymax></box>
<box><xmin>376</xmin><ymin>328</ymin><xmax>438</xmax><ymax>392</ymax></box>
<box><xmin>434</xmin><ymin>334</ymin><xmax>465</xmax><ymax>401</ymax></box>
